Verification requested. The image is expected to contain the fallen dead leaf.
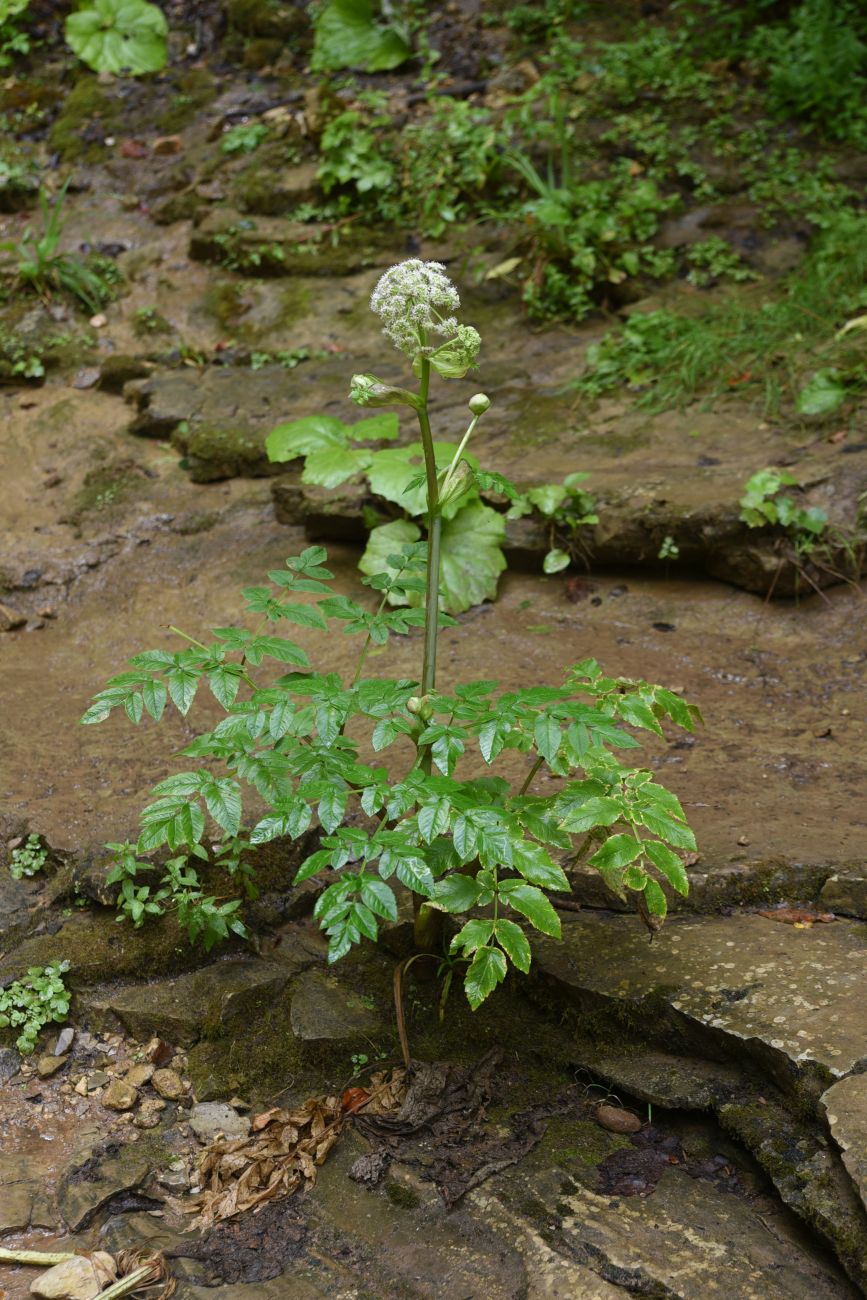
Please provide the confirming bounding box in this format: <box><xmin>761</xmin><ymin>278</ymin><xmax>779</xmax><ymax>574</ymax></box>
<box><xmin>757</xmin><ymin>907</ymin><xmax>836</xmax><ymax>926</ymax></box>
<box><xmin>190</xmin><ymin>1071</ymin><xmax>406</xmax><ymax>1226</ymax></box>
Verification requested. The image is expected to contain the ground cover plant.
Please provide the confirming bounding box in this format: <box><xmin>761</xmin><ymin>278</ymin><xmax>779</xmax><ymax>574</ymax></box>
<box><xmin>0</xmin><ymin>960</ymin><xmax>70</xmax><ymax>1054</ymax></box>
<box><xmin>83</xmin><ymin>261</ymin><xmax>699</xmax><ymax>1009</ymax></box>
<box><xmin>571</xmin><ymin>210</ymin><xmax>867</xmax><ymax>415</ymax></box>
<box><xmin>0</xmin><ymin>180</ymin><xmax>116</xmax><ymax>314</ymax></box>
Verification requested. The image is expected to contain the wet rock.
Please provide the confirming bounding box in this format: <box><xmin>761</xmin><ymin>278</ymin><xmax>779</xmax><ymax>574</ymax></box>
<box><xmin>0</xmin><ymin>1181</ymin><xmax>33</xmax><ymax>1233</ymax></box>
<box><xmin>102</xmin><ymin>959</ymin><xmax>289</xmax><ymax>1047</ymax></box>
<box><xmin>58</xmin><ymin>1147</ymin><xmax>151</xmax><ymax>1230</ymax></box>
<box><xmin>124</xmin><ymin>1062</ymin><xmax>154</xmax><ymax>1087</ymax></box>
<box><xmin>476</xmin><ymin>1148</ymin><xmax>856</xmax><ymax>1300</ymax></box>
<box><xmin>0</xmin><ymin>909</ymin><xmax>215</xmax><ymax>989</ymax></box>
<box><xmin>54</xmin><ymin>1026</ymin><xmax>75</xmax><ymax>1055</ymax></box>
<box><xmin>533</xmin><ymin>913</ymin><xmax>867</xmax><ymax>1289</ymax></box>
<box><xmin>533</xmin><ymin>913</ymin><xmax>867</xmax><ymax>1085</ymax></box>
<box><xmin>0</xmin><ymin>1046</ymin><xmax>21</xmax><ymax>1082</ymax></box>
<box><xmin>189</xmin><ymin>1101</ymin><xmax>251</xmax><ymax>1143</ymax></box>
<box><xmin>134</xmin><ymin>1097</ymin><xmax>167</xmax><ymax>1129</ymax></box>
<box><xmin>0</xmin><ymin>601</ymin><xmax>26</xmax><ymax>631</ymax></box>
<box><xmin>97</xmin><ymin>355</ymin><xmax>153</xmax><ymax>394</ymax></box>
<box><xmin>30</xmin><ymin>1253</ymin><xmax>116</xmax><ymax>1300</ymax></box>
<box><xmin>85</xmin><ymin>1070</ymin><xmax>110</xmax><ymax>1091</ymax></box>
<box><xmin>289</xmin><ymin>969</ymin><xmax>382</xmax><ymax>1043</ymax></box>
<box><xmin>102</xmin><ymin>1078</ymin><xmax>138</xmax><ymax>1111</ymax></box>
<box><xmin>37</xmin><ymin>1053</ymin><xmax>70</xmax><ymax>1079</ymax></box>
<box><xmin>151</xmin><ymin>1067</ymin><xmax>186</xmax><ymax>1100</ymax></box>
<box><xmin>224</xmin><ymin>0</ymin><xmax>308</xmax><ymax>39</ymax></box>
<box><xmin>822</xmin><ymin>1074</ymin><xmax>867</xmax><ymax>1214</ymax></box>
<box><xmin>820</xmin><ymin>873</ymin><xmax>867</xmax><ymax>920</ymax></box>
<box><xmin>595</xmin><ymin>1104</ymin><xmax>642</xmax><ymax>1134</ymax></box>
<box><xmin>233</xmin><ymin>159</ymin><xmax>321</xmax><ymax>217</ymax></box>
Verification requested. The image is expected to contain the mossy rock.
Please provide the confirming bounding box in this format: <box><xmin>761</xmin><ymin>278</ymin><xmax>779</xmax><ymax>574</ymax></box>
<box><xmin>179</xmin><ymin>422</ymin><xmax>275</xmax><ymax>482</ymax></box>
<box><xmin>48</xmin><ymin>77</ymin><xmax>122</xmax><ymax>163</ymax></box>
<box><xmin>229</xmin><ymin>150</ymin><xmax>319</xmax><ymax>216</ymax></box>
<box><xmin>189</xmin><ymin>208</ymin><xmax>392</xmax><ymax>277</ymax></box>
<box><xmin>0</xmin><ymin>304</ymin><xmax>94</xmax><ymax>384</ymax></box>
<box><xmin>224</xmin><ymin>0</ymin><xmax>309</xmax><ymax>40</ymax></box>
<box><xmin>153</xmin><ymin>68</ymin><xmax>217</xmax><ymax>134</ymax></box>
<box><xmin>0</xmin><ymin>910</ymin><xmax>217</xmax><ymax>992</ymax></box>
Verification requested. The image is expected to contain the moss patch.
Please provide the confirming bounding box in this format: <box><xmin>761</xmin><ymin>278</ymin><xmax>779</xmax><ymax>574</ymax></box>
<box><xmin>154</xmin><ymin>69</ymin><xmax>217</xmax><ymax>134</ymax></box>
<box><xmin>48</xmin><ymin>77</ymin><xmax>122</xmax><ymax>162</ymax></box>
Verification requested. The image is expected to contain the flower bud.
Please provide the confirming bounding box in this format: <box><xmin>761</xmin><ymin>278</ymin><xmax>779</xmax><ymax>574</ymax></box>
<box><xmin>406</xmin><ymin>694</ymin><xmax>433</xmax><ymax>720</ymax></box>
<box><xmin>468</xmin><ymin>393</ymin><xmax>490</xmax><ymax>415</ymax></box>
<box><xmin>349</xmin><ymin>373</ymin><xmax>421</xmax><ymax>410</ymax></box>
<box><xmin>439</xmin><ymin>459</ymin><xmax>474</xmax><ymax>509</ymax></box>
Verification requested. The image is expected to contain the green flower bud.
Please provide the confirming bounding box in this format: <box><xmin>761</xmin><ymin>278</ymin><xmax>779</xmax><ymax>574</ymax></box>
<box><xmin>439</xmin><ymin>459</ymin><xmax>474</xmax><ymax>509</ymax></box>
<box><xmin>468</xmin><ymin>393</ymin><xmax>490</xmax><ymax>415</ymax></box>
<box><xmin>407</xmin><ymin>694</ymin><xmax>433</xmax><ymax>720</ymax></box>
<box><xmin>349</xmin><ymin>373</ymin><xmax>421</xmax><ymax>410</ymax></box>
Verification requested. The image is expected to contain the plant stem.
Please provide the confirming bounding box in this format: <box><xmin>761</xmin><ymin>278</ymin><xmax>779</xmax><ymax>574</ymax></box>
<box><xmin>414</xmin><ymin>357</ymin><xmax>444</xmax><ymax>953</ymax></box>
<box><xmin>416</xmin><ymin>358</ymin><xmax>441</xmax><ymax>698</ymax></box>
<box><xmin>0</xmin><ymin>1248</ymin><xmax>75</xmax><ymax>1266</ymax></box>
<box><xmin>518</xmin><ymin>754</ymin><xmax>545</xmax><ymax>797</ymax></box>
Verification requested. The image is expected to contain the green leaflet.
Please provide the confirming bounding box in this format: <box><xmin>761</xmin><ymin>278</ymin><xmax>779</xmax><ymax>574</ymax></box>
<box><xmin>464</xmin><ymin>946</ymin><xmax>507</xmax><ymax>1009</ymax></box>
<box><xmin>65</xmin><ymin>0</ymin><xmax>168</xmax><ymax>75</ymax></box>
<box><xmin>796</xmin><ymin>368</ymin><xmax>846</xmax><ymax>416</ymax></box>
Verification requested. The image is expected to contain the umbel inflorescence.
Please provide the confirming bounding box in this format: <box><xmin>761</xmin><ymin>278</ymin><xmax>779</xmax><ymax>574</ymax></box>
<box><xmin>368</xmin><ymin>258</ymin><xmax>481</xmax><ymax>376</ymax></box>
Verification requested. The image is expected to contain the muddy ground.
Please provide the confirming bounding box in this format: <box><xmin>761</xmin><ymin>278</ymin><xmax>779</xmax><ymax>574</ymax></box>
<box><xmin>2</xmin><ymin>3</ymin><xmax>867</xmax><ymax>1297</ymax></box>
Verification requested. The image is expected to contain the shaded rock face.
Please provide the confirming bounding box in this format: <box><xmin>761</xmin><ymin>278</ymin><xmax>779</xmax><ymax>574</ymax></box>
<box><xmin>289</xmin><ymin>969</ymin><xmax>382</xmax><ymax>1042</ymax></box>
<box><xmin>98</xmin><ymin>959</ymin><xmax>291</xmax><ymax>1047</ymax></box>
<box><xmin>531</xmin><ymin>912</ymin><xmax>867</xmax><ymax>1290</ymax></box>
<box><xmin>822</xmin><ymin>1074</ymin><xmax>867</xmax><ymax>1215</ymax></box>
<box><xmin>58</xmin><ymin>1147</ymin><xmax>152</xmax><ymax>1231</ymax></box>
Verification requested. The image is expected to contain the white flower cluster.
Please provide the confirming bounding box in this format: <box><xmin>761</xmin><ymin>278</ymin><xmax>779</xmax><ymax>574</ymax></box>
<box><xmin>370</xmin><ymin>259</ymin><xmax>461</xmax><ymax>358</ymax></box>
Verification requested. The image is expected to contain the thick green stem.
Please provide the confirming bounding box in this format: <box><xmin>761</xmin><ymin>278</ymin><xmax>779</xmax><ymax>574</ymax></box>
<box><xmin>416</xmin><ymin>359</ymin><xmax>441</xmax><ymax>697</ymax></box>
<box><xmin>414</xmin><ymin>357</ymin><xmax>444</xmax><ymax>952</ymax></box>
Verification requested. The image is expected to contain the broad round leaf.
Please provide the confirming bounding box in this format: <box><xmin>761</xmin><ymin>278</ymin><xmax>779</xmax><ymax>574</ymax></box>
<box><xmin>66</xmin><ymin>0</ymin><xmax>168</xmax><ymax>76</ymax></box>
<box><xmin>312</xmin><ymin>0</ymin><xmax>410</xmax><ymax>72</ymax></box>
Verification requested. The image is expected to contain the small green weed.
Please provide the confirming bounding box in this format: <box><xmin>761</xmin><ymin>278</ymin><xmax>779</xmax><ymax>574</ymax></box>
<box><xmin>9</xmin><ymin>833</ymin><xmax>47</xmax><ymax>879</ymax></box>
<box><xmin>0</xmin><ymin>961</ymin><xmax>71</xmax><ymax>1054</ymax></box>
<box><xmin>507</xmin><ymin>475</ymin><xmax>598</xmax><ymax>574</ymax></box>
<box><xmin>221</xmin><ymin>122</ymin><xmax>269</xmax><ymax>155</ymax></box>
<box><xmin>573</xmin><ymin>211</ymin><xmax>867</xmax><ymax>413</ymax></box>
<box><xmin>0</xmin><ymin>181</ymin><xmax>116</xmax><ymax>314</ymax></box>
<box><xmin>134</xmin><ymin>305</ymin><xmax>173</xmax><ymax>337</ymax></box>
<box><xmin>738</xmin><ymin>469</ymin><xmax>827</xmax><ymax>559</ymax></box>
<box><xmin>0</xmin><ymin>0</ymin><xmax>30</xmax><ymax>66</ymax></box>
<box><xmin>684</xmin><ymin>238</ymin><xmax>757</xmax><ymax>288</ymax></box>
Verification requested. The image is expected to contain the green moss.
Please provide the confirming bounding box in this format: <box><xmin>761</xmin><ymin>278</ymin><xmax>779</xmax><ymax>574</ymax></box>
<box><xmin>181</xmin><ymin>423</ymin><xmax>270</xmax><ymax>482</ymax></box>
<box><xmin>224</xmin><ymin>0</ymin><xmax>308</xmax><ymax>40</ymax></box>
<box><xmin>0</xmin><ymin>910</ymin><xmax>214</xmax><ymax>991</ymax></box>
<box><xmin>538</xmin><ymin>1115</ymin><xmax>632</xmax><ymax>1169</ymax></box>
<box><xmin>384</xmin><ymin>1181</ymin><xmax>421</xmax><ymax>1210</ymax></box>
<box><xmin>187</xmin><ymin>1003</ymin><xmax>305</xmax><ymax>1104</ymax></box>
<box><xmin>48</xmin><ymin>78</ymin><xmax>121</xmax><ymax>162</ymax></box>
<box><xmin>63</xmin><ymin>459</ymin><xmax>144</xmax><ymax>525</ymax></box>
<box><xmin>154</xmin><ymin>69</ymin><xmax>217</xmax><ymax>133</ymax></box>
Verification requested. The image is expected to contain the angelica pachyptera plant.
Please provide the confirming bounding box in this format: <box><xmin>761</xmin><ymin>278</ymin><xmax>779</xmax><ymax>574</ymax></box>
<box><xmin>83</xmin><ymin>260</ymin><xmax>700</xmax><ymax>1008</ymax></box>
